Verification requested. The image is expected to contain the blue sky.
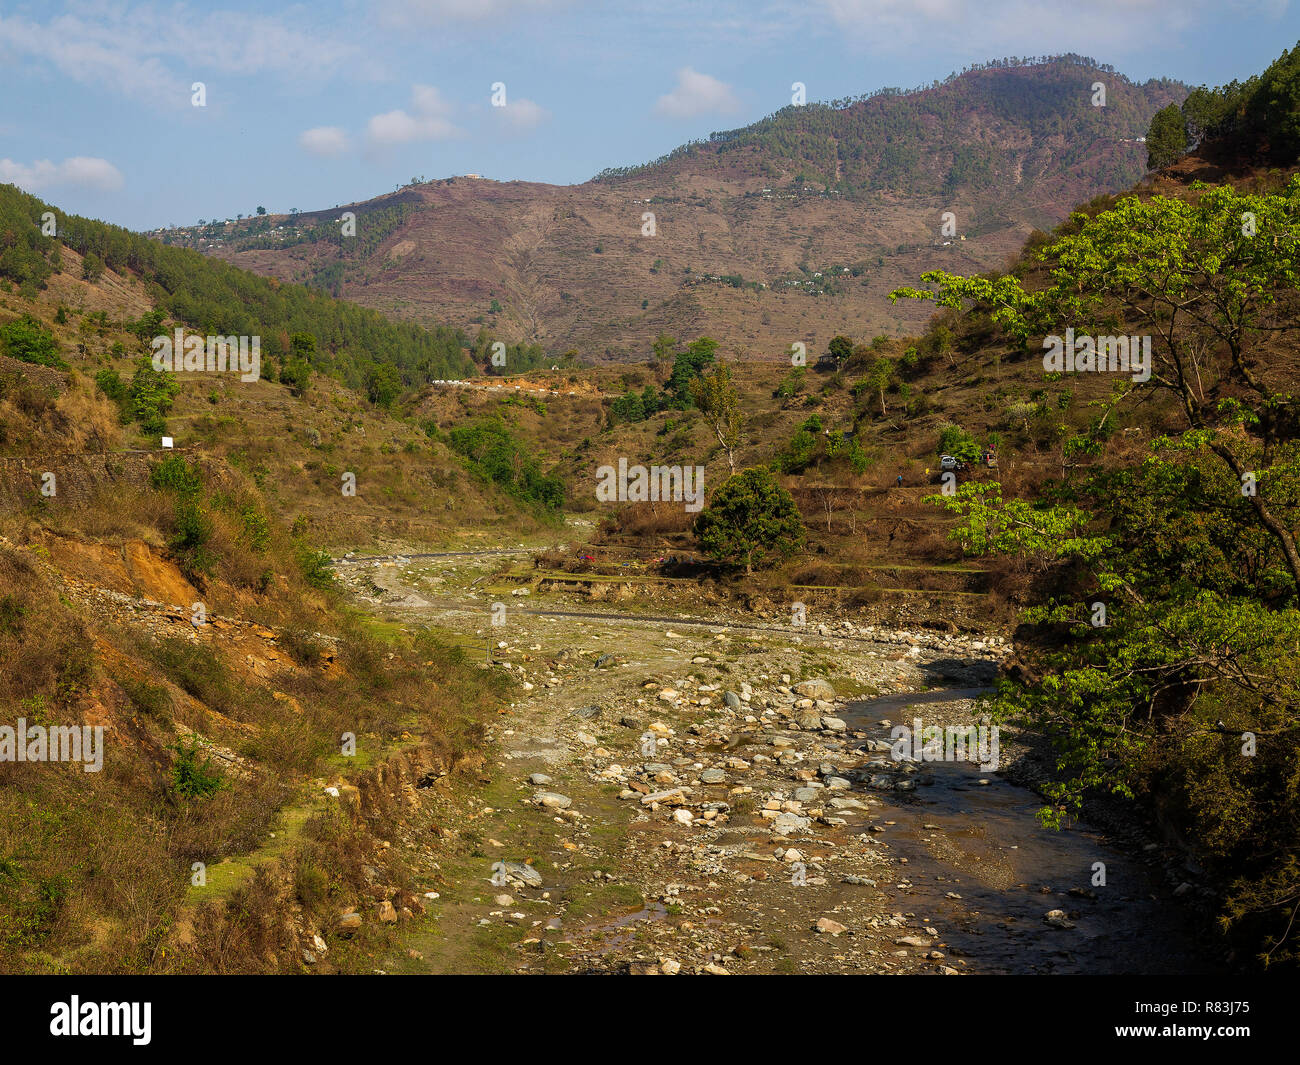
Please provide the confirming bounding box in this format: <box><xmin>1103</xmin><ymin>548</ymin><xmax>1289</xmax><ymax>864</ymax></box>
<box><xmin>2</xmin><ymin>0</ymin><xmax>1296</xmax><ymax>231</ymax></box>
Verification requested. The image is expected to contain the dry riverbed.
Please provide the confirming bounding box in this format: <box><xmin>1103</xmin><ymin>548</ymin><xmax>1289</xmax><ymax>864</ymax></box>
<box><xmin>333</xmin><ymin>550</ymin><xmax>1208</xmax><ymax>975</ymax></box>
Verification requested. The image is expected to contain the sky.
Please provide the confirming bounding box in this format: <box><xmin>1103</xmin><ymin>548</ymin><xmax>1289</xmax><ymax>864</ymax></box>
<box><xmin>1</xmin><ymin>0</ymin><xmax>1297</xmax><ymax>231</ymax></box>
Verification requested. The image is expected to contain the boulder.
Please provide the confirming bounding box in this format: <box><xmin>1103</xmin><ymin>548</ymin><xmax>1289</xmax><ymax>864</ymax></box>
<box><xmin>793</xmin><ymin>679</ymin><xmax>837</xmax><ymax>700</ymax></box>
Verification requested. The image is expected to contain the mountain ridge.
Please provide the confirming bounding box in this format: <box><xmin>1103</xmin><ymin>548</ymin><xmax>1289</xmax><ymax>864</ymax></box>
<box><xmin>162</xmin><ymin>56</ymin><xmax>1186</xmax><ymax>365</ymax></box>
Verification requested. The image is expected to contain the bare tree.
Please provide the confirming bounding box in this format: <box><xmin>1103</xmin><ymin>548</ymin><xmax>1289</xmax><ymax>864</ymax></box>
<box><xmin>689</xmin><ymin>361</ymin><xmax>745</xmax><ymax>475</ymax></box>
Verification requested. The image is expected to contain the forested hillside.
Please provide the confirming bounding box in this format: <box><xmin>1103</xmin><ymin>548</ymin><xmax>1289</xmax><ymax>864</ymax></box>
<box><xmin>599</xmin><ymin>55</ymin><xmax>1180</xmax><ymax>196</ymax></box>
<box><xmin>0</xmin><ymin>184</ymin><xmax>476</xmax><ymax>393</ymax></box>
<box><xmin>1147</xmin><ymin>42</ymin><xmax>1300</xmax><ymax>168</ymax></box>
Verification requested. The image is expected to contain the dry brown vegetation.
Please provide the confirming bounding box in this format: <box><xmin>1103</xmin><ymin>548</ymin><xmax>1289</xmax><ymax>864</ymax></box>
<box><xmin>0</xmin><ymin>408</ymin><xmax>509</xmax><ymax>972</ymax></box>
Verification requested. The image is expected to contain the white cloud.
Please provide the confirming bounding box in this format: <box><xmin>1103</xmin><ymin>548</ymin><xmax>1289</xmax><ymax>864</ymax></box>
<box><xmin>367</xmin><ymin>84</ymin><xmax>460</xmax><ymax>145</ymax></box>
<box><xmin>378</xmin><ymin>0</ymin><xmax>573</xmax><ymax>25</ymax></box>
<box><xmin>815</xmin><ymin>0</ymin><xmax>1281</xmax><ymax>54</ymax></box>
<box><xmin>299</xmin><ymin>126</ymin><xmax>351</xmax><ymax>157</ymax></box>
<box><xmin>654</xmin><ymin>67</ymin><xmax>741</xmax><ymax>119</ymax></box>
<box><xmin>0</xmin><ymin>5</ymin><xmax>363</xmax><ymax>107</ymax></box>
<box><xmin>0</xmin><ymin>156</ymin><xmax>124</xmax><ymax>193</ymax></box>
<box><xmin>494</xmin><ymin>97</ymin><xmax>550</xmax><ymax>130</ymax></box>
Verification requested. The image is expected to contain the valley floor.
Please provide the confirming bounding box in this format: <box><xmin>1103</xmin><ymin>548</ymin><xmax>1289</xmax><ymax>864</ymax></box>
<box><xmin>334</xmin><ymin>548</ymin><xmax>1214</xmax><ymax>976</ymax></box>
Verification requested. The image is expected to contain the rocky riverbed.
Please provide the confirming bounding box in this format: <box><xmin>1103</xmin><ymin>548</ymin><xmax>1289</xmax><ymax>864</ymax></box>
<box><xmin>333</xmin><ymin>551</ymin><xmax>1212</xmax><ymax>975</ymax></box>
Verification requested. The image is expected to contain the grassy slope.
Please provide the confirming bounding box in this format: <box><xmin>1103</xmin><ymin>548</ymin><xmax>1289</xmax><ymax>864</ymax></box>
<box><xmin>0</xmin><ymin>247</ymin><xmax>536</xmax><ymax>973</ymax></box>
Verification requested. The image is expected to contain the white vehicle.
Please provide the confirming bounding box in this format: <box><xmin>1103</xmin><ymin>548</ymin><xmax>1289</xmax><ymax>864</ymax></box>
<box><xmin>939</xmin><ymin>454</ymin><xmax>958</xmax><ymax>471</ymax></box>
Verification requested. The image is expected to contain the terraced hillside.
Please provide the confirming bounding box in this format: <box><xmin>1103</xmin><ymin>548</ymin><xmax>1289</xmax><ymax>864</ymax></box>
<box><xmin>169</xmin><ymin>57</ymin><xmax>1185</xmax><ymax>362</ymax></box>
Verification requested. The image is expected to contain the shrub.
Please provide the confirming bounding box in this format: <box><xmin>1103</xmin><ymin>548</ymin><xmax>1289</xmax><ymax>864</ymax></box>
<box><xmin>94</xmin><ymin>368</ymin><xmax>125</xmax><ymax>405</ymax></box>
<box><xmin>297</xmin><ymin>546</ymin><xmax>334</xmax><ymax>590</ymax></box>
<box><xmin>119</xmin><ymin>676</ymin><xmax>173</xmax><ymax>723</ymax></box>
<box><xmin>937</xmin><ymin>423</ymin><xmax>982</xmax><ymax>463</ymax></box>
<box><xmin>169</xmin><ymin>738</ymin><xmax>228</xmax><ymax>799</ymax></box>
<box><xmin>0</xmin><ymin>314</ymin><xmax>65</xmax><ymax>368</ymax></box>
<box><xmin>150</xmin><ymin>454</ymin><xmax>202</xmax><ymax>496</ymax></box>
<box><xmin>127</xmin><ymin>356</ymin><xmax>180</xmax><ymax>434</ymax></box>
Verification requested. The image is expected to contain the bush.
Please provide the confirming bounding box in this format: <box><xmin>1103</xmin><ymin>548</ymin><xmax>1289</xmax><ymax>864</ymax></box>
<box><xmin>238</xmin><ymin>504</ymin><xmax>271</xmax><ymax>553</ymax></box>
<box><xmin>94</xmin><ymin>368</ymin><xmax>125</xmax><ymax>405</ymax></box>
<box><xmin>0</xmin><ymin>314</ymin><xmax>65</xmax><ymax>368</ymax></box>
<box><xmin>937</xmin><ymin>423</ymin><xmax>982</xmax><ymax>463</ymax></box>
<box><xmin>448</xmin><ymin>417</ymin><xmax>563</xmax><ymax>510</ymax></box>
<box><xmin>172</xmin><ymin>500</ymin><xmax>216</xmax><ymax>581</ymax></box>
<box><xmin>775</xmin><ymin>415</ymin><xmax>828</xmax><ymax>474</ymax></box>
<box><xmin>297</xmin><ymin>546</ymin><xmax>334</xmax><ymax>590</ymax></box>
<box><xmin>774</xmin><ymin>367</ymin><xmax>806</xmax><ymax>398</ymax></box>
<box><xmin>150</xmin><ymin>454</ymin><xmax>202</xmax><ymax>496</ymax></box>
<box><xmin>119</xmin><ymin>676</ymin><xmax>173</xmax><ymax>723</ymax></box>
<box><xmin>127</xmin><ymin>356</ymin><xmax>180</xmax><ymax>434</ymax></box>
<box><xmin>169</xmin><ymin>738</ymin><xmax>228</xmax><ymax>799</ymax></box>
<box><xmin>279</xmin><ymin>357</ymin><xmax>312</xmax><ymax>396</ymax></box>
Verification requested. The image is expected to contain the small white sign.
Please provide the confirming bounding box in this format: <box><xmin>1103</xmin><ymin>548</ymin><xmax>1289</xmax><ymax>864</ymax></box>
<box><xmin>161</xmin><ymin>437</ymin><xmax>174</xmax><ymax>449</ymax></box>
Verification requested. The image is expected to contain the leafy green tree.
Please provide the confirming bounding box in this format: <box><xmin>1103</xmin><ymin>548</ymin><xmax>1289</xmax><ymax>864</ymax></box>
<box><xmin>937</xmin><ymin>423</ymin><xmax>982</xmax><ymax>463</ymax></box>
<box><xmin>863</xmin><ymin>357</ymin><xmax>895</xmax><ymax>416</ymax></box>
<box><xmin>775</xmin><ymin>417</ymin><xmax>822</xmax><ymax>474</ymax></box>
<box><xmin>1180</xmin><ymin>86</ymin><xmax>1230</xmax><ymax>148</ymax></box>
<box><xmin>94</xmin><ymin>368</ymin><xmax>125</xmax><ymax>405</ymax></box>
<box><xmin>1146</xmin><ymin>103</ymin><xmax>1187</xmax><ymax>169</ymax></box>
<box><xmin>897</xmin><ymin>172</ymin><xmax>1300</xmax><ymax>966</ymax></box>
<box><xmin>280</xmin><ymin>356</ymin><xmax>312</xmax><ymax>396</ymax></box>
<box><xmin>610</xmin><ymin>390</ymin><xmax>645</xmax><ymax>423</ymax></box>
<box><xmin>827</xmin><ymin>334</ymin><xmax>853</xmax><ymax>369</ymax></box>
<box><xmin>80</xmin><ymin>251</ymin><xmax>104</xmax><ymax>281</ymax></box>
<box><xmin>363</xmin><ymin>361</ymin><xmax>403</xmax><ymax>408</ymax></box>
<box><xmin>127</xmin><ymin>355</ymin><xmax>180</xmax><ymax>434</ymax></box>
<box><xmin>694</xmin><ymin>467</ymin><xmax>804</xmax><ymax>574</ymax></box>
<box><xmin>289</xmin><ymin>331</ymin><xmax>317</xmax><ymax>364</ymax></box>
<box><xmin>775</xmin><ymin>366</ymin><xmax>805</xmax><ymax>398</ymax></box>
<box><xmin>131</xmin><ymin>308</ymin><xmax>166</xmax><ymax>344</ymax></box>
<box><xmin>668</xmin><ymin>336</ymin><xmax>718</xmax><ymax>407</ymax></box>
<box><xmin>652</xmin><ymin>333</ymin><xmax>680</xmax><ymax>368</ymax></box>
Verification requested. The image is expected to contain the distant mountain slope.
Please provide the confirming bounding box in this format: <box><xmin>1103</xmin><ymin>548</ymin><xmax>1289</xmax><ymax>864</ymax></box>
<box><xmin>598</xmin><ymin>54</ymin><xmax>1179</xmax><ymax>196</ymax></box>
<box><xmin>170</xmin><ymin>56</ymin><xmax>1185</xmax><ymax>364</ymax></box>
